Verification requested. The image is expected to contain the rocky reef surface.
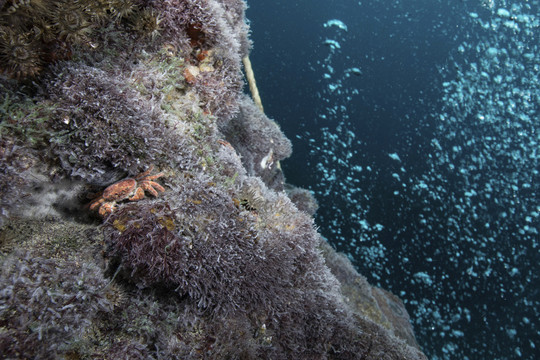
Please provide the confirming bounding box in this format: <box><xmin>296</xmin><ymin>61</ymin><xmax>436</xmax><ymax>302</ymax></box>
<box><xmin>0</xmin><ymin>1</ymin><xmax>427</xmax><ymax>358</ymax></box>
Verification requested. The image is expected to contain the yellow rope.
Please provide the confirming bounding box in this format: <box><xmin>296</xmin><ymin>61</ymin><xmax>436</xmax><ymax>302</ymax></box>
<box><xmin>242</xmin><ymin>55</ymin><xmax>264</xmax><ymax>113</ymax></box>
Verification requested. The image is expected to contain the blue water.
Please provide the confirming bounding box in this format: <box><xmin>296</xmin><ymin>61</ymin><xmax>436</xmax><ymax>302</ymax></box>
<box><xmin>247</xmin><ymin>0</ymin><xmax>539</xmax><ymax>359</ymax></box>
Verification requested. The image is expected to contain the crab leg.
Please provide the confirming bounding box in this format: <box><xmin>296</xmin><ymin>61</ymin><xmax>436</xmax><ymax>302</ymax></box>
<box><xmin>140</xmin><ymin>181</ymin><xmax>165</xmax><ymax>197</ymax></box>
<box><xmin>129</xmin><ymin>187</ymin><xmax>146</xmax><ymax>201</ymax></box>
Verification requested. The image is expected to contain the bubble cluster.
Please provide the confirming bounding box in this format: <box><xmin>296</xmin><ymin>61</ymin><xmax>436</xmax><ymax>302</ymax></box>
<box><xmin>288</xmin><ymin>1</ymin><xmax>539</xmax><ymax>358</ymax></box>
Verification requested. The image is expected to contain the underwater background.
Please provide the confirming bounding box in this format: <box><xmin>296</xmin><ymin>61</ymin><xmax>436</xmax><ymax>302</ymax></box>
<box><xmin>247</xmin><ymin>0</ymin><xmax>539</xmax><ymax>359</ymax></box>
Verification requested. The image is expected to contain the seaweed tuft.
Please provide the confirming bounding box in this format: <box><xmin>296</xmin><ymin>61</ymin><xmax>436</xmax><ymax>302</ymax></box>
<box><xmin>45</xmin><ymin>63</ymin><xmax>196</xmax><ymax>182</ymax></box>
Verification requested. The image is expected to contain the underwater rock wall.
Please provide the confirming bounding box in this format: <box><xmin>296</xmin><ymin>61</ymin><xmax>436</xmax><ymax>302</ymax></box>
<box><xmin>1</xmin><ymin>1</ymin><xmax>427</xmax><ymax>358</ymax></box>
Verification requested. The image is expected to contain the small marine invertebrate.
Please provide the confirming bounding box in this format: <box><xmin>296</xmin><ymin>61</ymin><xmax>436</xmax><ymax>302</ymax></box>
<box><xmin>128</xmin><ymin>7</ymin><xmax>162</xmax><ymax>39</ymax></box>
<box><xmin>0</xmin><ymin>29</ymin><xmax>43</xmax><ymax>78</ymax></box>
<box><xmin>106</xmin><ymin>0</ymin><xmax>138</xmax><ymax>21</ymax></box>
<box><xmin>89</xmin><ymin>166</ymin><xmax>165</xmax><ymax>217</ymax></box>
<box><xmin>50</xmin><ymin>3</ymin><xmax>94</xmax><ymax>45</ymax></box>
<box><xmin>0</xmin><ymin>0</ymin><xmax>155</xmax><ymax>78</ymax></box>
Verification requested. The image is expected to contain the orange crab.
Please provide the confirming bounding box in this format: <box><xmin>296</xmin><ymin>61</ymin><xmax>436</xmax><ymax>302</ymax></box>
<box><xmin>88</xmin><ymin>166</ymin><xmax>165</xmax><ymax>217</ymax></box>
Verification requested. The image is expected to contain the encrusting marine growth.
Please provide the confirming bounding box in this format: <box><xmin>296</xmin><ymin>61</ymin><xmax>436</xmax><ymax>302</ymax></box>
<box><xmin>0</xmin><ymin>0</ymin><xmax>143</xmax><ymax>78</ymax></box>
<box><xmin>0</xmin><ymin>1</ymin><xmax>428</xmax><ymax>359</ymax></box>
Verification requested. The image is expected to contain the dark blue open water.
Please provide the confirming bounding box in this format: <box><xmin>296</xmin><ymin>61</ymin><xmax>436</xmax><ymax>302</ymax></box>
<box><xmin>247</xmin><ymin>0</ymin><xmax>539</xmax><ymax>359</ymax></box>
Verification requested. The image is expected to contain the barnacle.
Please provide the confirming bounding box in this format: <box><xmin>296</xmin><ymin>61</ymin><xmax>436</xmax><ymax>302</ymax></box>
<box><xmin>0</xmin><ymin>28</ymin><xmax>43</xmax><ymax>78</ymax></box>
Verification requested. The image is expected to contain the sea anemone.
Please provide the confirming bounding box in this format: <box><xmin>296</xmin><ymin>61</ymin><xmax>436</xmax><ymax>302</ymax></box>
<box><xmin>0</xmin><ymin>28</ymin><xmax>43</xmax><ymax>78</ymax></box>
<box><xmin>129</xmin><ymin>8</ymin><xmax>162</xmax><ymax>39</ymax></box>
<box><xmin>49</xmin><ymin>2</ymin><xmax>94</xmax><ymax>45</ymax></box>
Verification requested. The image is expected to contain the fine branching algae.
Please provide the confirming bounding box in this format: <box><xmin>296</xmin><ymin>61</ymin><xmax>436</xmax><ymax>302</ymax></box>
<box><xmin>0</xmin><ymin>1</ymin><xmax>427</xmax><ymax>359</ymax></box>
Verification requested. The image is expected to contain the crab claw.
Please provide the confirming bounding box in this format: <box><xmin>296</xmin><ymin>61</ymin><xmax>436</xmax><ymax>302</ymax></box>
<box><xmin>98</xmin><ymin>202</ymin><xmax>117</xmax><ymax>218</ymax></box>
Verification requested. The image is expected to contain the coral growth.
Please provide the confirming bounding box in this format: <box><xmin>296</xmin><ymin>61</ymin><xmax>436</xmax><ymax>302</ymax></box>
<box><xmin>221</xmin><ymin>95</ymin><xmax>293</xmax><ymax>190</ymax></box>
<box><xmin>0</xmin><ymin>0</ymin><xmax>149</xmax><ymax>79</ymax></box>
<box><xmin>0</xmin><ymin>82</ymin><xmax>53</xmax><ymax>224</ymax></box>
<box><xmin>0</xmin><ymin>217</ymin><xmax>185</xmax><ymax>360</ymax></box>
<box><xmin>0</xmin><ymin>0</ymin><xmax>427</xmax><ymax>359</ymax></box>
<box><xmin>152</xmin><ymin>0</ymin><xmax>250</xmax><ymax>120</ymax></box>
<box><xmin>45</xmin><ymin>63</ymin><xmax>195</xmax><ymax>182</ymax></box>
<box><xmin>320</xmin><ymin>240</ymin><xmax>422</xmax><ymax>349</ymax></box>
<box><xmin>102</xmin><ymin>172</ymin><xmax>426</xmax><ymax>358</ymax></box>
<box><xmin>0</xmin><ymin>250</ymin><xmax>115</xmax><ymax>358</ymax></box>
<box><xmin>285</xmin><ymin>183</ymin><xmax>319</xmax><ymax>216</ymax></box>
<box><xmin>104</xmin><ymin>175</ymin><xmax>319</xmax><ymax>314</ymax></box>
<box><xmin>0</xmin><ymin>137</ymin><xmax>33</xmax><ymax>224</ymax></box>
